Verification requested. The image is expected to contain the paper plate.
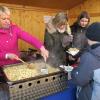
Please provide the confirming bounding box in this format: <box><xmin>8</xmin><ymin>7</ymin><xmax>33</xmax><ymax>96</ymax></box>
<box><xmin>59</xmin><ymin>65</ymin><xmax>73</xmax><ymax>72</ymax></box>
<box><xmin>66</xmin><ymin>48</ymin><xmax>79</xmax><ymax>56</ymax></box>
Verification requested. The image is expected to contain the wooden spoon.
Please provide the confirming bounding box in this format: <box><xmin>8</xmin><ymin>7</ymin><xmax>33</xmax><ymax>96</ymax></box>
<box><xmin>15</xmin><ymin>57</ymin><xmax>33</xmax><ymax>69</ymax></box>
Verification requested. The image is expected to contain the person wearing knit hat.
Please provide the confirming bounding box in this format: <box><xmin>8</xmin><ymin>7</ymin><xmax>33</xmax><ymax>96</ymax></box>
<box><xmin>71</xmin><ymin>22</ymin><xmax>100</xmax><ymax>100</ymax></box>
<box><xmin>86</xmin><ymin>22</ymin><xmax>100</xmax><ymax>42</ymax></box>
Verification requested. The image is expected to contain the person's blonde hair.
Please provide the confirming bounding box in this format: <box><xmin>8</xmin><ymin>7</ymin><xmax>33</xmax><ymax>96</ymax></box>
<box><xmin>0</xmin><ymin>6</ymin><xmax>10</xmax><ymax>15</ymax></box>
<box><xmin>52</xmin><ymin>12</ymin><xmax>68</xmax><ymax>27</ymax></box>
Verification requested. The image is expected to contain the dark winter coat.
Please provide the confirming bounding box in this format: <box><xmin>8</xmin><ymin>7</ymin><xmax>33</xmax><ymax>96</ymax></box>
<box><xmin>70</xmin><ymin>22</ymin><xmax>88</xmax><ymax>58</ymax></box>
<box><xmin>71</xmin><ymin>43</ymin><xmax>100</xmax><ymax>100</ymax></box>
<box><xmin>44</xmin><ymin>20</ymin><xmax>72</xmax><ymax>67</ymax></box>
<box><xmin>71</xmin><ymin>22</ymin><xmax>88</xmax><ymax>49</ymax></box>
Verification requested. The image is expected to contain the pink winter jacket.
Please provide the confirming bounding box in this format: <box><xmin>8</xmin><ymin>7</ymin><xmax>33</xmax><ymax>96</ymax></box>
<box><xmin>0</xmin><ymin>24</ymin><xmax>43</xmax><ymax>67</ymax></box>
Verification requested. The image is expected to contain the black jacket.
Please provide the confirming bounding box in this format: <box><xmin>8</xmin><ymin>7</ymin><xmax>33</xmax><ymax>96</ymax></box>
<box><xmin>70</xmin><ymin>22</ymin><xmax>88</xmax><ymax>58</ymax></box>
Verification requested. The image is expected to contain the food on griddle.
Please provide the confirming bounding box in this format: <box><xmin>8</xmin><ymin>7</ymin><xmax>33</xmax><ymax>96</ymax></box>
<box><xmin>3</xmin><ymin>62</ymin><xmax>60</xmax><ymax>81</ymax></box>
<box><xmin>3</xmin><ymin>64</ymin><xmax>38</xmax><ymax>81</ymax></box>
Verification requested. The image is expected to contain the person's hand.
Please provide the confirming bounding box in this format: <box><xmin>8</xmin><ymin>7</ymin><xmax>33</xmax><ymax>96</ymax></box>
<box><xmin>69</xmin><ymin>55</ymin><xmax>76</xmax><ymax>61</ymax></box>
<box><xmin>62</xmin><ymin>35</ymin><xmax>73</xmax><ymax>47</ymax></box>
<box><xmin>69</xmin><ymin>34</ymin><xmax>73</xmax><ymax>42</ymax></box>
<box><xmin>77</xmin><ymin>58</ymin><xmax>80</xmax><ymax>63</ymax></box>
<box><xmin>40</xmin><ymin>46</ymin><xmax>49</xmax><ymax>62</ymax></box>
<box><xmin>6</xmin><ymin>53</ymin><xmax>18</xmax><ymax>60</ymax></box>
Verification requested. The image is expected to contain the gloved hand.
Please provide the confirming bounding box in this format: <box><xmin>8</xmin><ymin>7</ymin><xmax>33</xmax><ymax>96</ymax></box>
<box><xmin>5</xmin><ymin>53</ymin><xmax>18</xmax><ymax>60</ymax></box>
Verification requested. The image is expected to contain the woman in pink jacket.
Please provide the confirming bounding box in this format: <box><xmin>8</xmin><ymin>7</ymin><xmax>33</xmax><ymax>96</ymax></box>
<box><xmin>0</xmin><ymin>6</ymin><xmax>49</xmax><ymax>66</ymax></box>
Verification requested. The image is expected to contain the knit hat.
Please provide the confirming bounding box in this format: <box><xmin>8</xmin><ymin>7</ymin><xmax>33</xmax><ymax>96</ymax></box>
<box><xmin>86</xmin><ymin>22</ymin><xmax>100</xmax><ymax>42</ymax></box>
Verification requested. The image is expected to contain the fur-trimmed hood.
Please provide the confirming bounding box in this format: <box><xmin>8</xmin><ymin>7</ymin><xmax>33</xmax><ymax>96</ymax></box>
<box><xmin>46</xmin><ymin>18</ymin><xmax>56</xmax><ymax>34</ymax></box>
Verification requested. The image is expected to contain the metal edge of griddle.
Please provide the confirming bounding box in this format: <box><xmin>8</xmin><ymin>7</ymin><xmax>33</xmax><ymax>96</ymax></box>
<box><xmin>0</xmin><ymin>63</ymin><xmax>67</xmax><ymax>85</ymax></box>
<box><xmin>7</xmin><ymin>70</ymin><xmax>66</xmax><ymax>85</ymax></box>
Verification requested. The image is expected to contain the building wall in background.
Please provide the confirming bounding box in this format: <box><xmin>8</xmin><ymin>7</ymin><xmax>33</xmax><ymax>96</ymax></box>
<box><xmin>0</xmin><ymin>3</ymin><xmax>67</xmax><ymax>50</ymax></box>
<box><xmin>68</xmin><ymin>0</ymin><xmax>100</xmax><ymax>25</ymax></box>
<box><xmin>0</xmin><ymin>0</ymin><xmax>100</xmax><ymax>50</ymax></box>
